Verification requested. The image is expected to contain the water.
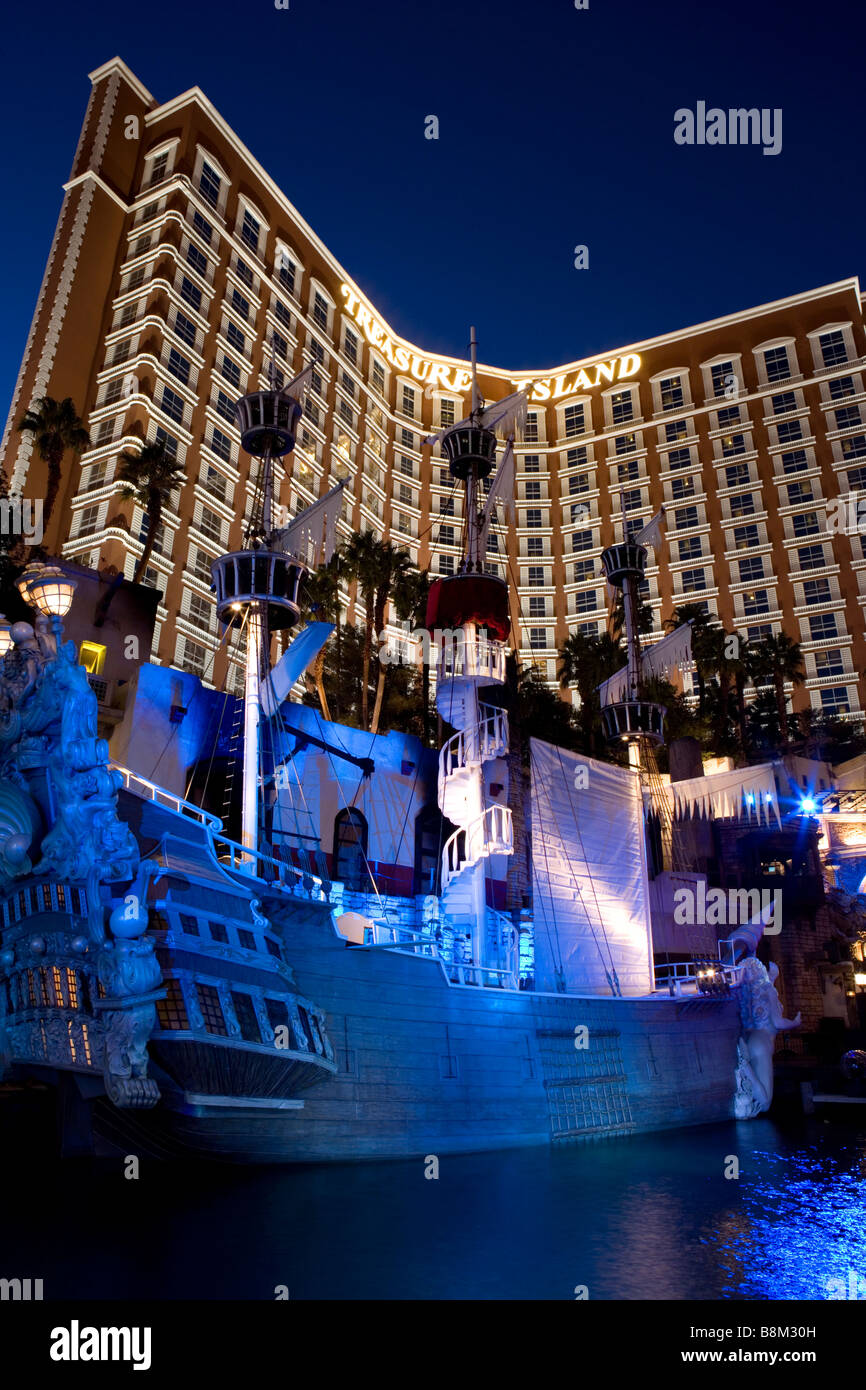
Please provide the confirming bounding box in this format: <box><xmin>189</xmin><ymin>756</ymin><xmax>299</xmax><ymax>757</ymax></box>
<box><xmin>2</xmin><ymin>1116</ymin><xmax>865</xmax><ymax>1299</ymax></box>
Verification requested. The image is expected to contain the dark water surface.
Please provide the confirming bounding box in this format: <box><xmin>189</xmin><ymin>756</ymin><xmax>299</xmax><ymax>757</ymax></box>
<box><xmin>2</xmin><ymin>1116</ymin><xmax>865</xmax><ymax>1299</ymax></box>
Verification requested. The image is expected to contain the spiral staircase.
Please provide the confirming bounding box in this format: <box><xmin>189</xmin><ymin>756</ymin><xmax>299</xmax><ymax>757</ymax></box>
<box><xmin>435</xmin><ymin>629</ymin><xmax>517</xmax><ymax>985</ymax></box>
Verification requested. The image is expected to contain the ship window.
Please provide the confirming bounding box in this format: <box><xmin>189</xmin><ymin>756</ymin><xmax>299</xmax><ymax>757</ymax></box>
<box><xmin>415</xmin><ymin>805</ymin><xmax>445</xmax><ymax>895</ymax></box>
<box><xmin>156</xmin><ymin>978</ymin><xmax>189</xmax><ymax>1031</ymax></box>
<box><xmin>238</xmin><ymin>929</ymin><xmax>256</xmax><ymax>951</ymax></box>
<box><xmin>264</xmin><ymin>997</ymin><xmax>290</xmax><ymax>1035</ymax></box>
<box><xmin>196</xmin><ymin>983</ymin><xmax>228</xmax><ymax>1035</ymax></box>
<box><xmin>51</xmin><ymin>966</ymin><xmax>64</xmax><ymax>1006</ymax></box>
<box><xmin>230</xmin><ymin>991</ymin><xmax>262</xmax><ymax>1043</ymax></box>
<box><xmin>179</xmin><ymin>913</ymin><xmax>199</xmax><ymax>935</ymax></box>
<box><xmin>265</xmin><ymin>938</ymin><xmax>282</xmax><ymax>959</ymax></box>
<box><xmin>333</xmin><ymin>809</ymin><xmax>368</xmax><ymax>891</ymax></box>
<box><xmin>207</xmin><ymin>921</ymin><xmax>228</xmax><ymax>943</ymax></box>
<box><xmin>296</xmin><ymin>1006</ymin><xmax>316</xmax><ymax>1051</ymax></box>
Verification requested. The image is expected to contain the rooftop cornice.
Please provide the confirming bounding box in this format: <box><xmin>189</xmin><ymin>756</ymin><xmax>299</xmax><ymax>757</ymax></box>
<box><xmin>124</xmin><ymin>63</ymin><xmax>864</xmax><ymax>386</ymax></box>
<box><xmin>88</xmin><ymin>56</ymin><xmax>155</xmax><ymax>107</ymax></box>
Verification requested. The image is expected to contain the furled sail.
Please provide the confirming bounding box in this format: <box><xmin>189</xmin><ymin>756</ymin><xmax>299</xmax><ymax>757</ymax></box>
<box><xmin>280</xmin><ymin>362</ymin><xmax>315</xmax><ymax>409</ymax></box>
<box><xmin>669</xmin><ymin>762</ymin><xmax>781</xmax><ymax>826</ymax></box>
<box><xmin>271</xmin><ymin>480</ymin><xmax>346</xmax><ymax>567</ymax></box>
<box><xmin>422</xmin><ymin>388</ymin><xmax>530</xmax><ymax>448</ymax></box>
<box><xmin>479</xmin><ymin>437</ymin><xmax>515</xmax><ymax>550</ymax></box>
<box><xmin>596</xmin><ymin>623</ymin><xmax>692</xmax><ymax>707</ymax></box>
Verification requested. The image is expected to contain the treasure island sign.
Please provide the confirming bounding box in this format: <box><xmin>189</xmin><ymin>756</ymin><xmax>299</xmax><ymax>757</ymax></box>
<box><xmin>340</xmin><ymin>285</ymin><xmax>641</xmax><ymax>402</ymax></box>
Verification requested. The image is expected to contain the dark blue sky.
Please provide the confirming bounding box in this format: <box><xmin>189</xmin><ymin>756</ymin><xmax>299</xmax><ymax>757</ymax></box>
<box><xmin>2</xmin><ymin>0</ymin><xmax>863</xmax><ymax>405</ymax></box>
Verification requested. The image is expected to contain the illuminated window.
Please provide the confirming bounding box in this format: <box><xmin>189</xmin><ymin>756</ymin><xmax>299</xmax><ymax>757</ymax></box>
<box><xmin>196</xmin><ymin>983</ymin><xmax>228</xmax><ymax>1035</ymax></box>
<box><xmin>156</xmin><ymin>977</ymin><xmax>189</xmax><ymax>1030</ymax></box>
<box><xmin>65</xmin><ymin>969</ymin><xmax>79</xmax><ymax>1009</ymax></box>
<box><xmin>79</xmin><ymin>641</ymin><xmax>106</xmax><ymax>676</ymax></box>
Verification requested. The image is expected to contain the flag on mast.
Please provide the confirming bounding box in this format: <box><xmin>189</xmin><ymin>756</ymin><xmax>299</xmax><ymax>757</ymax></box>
<box><xmin>271</xmin><ymin>480</ymin><xmax>346</xmax><ymax>567</ymax></box>
<box><xmin>635</xmin><ymin>507</ymin><xmax>666</xmax><ymax>550</ymax></box>
<box><xmin>479</xmin><ymin>436</ymin><xmax>516</xmax><ymax>551</ymax></box>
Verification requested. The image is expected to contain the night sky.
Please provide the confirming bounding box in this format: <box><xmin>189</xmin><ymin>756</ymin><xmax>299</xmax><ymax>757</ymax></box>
<box><xmin>1</xmin><ymin>0</ymin><xmax>862</xmax><ymax>402</ymax></box>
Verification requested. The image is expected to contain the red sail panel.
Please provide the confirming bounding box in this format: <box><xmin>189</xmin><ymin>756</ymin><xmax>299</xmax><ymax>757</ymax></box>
<box><xmin>425</xmin><ymin>576</ymin><xmax>510</xmax><ymax>642</ymax></box>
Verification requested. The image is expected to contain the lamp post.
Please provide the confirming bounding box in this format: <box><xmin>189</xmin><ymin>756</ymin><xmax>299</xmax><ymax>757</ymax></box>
<box><xmin>16</xmin><ymin>564</ymin><xmax>77</xmax><ymax>645</ymax></box>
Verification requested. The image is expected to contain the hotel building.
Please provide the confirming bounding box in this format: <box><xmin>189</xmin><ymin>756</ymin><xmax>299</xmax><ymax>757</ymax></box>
<box><xmin>4</xmin><ymin>57</ymin><xmax>866</xmax><ymax>718</ymax></box>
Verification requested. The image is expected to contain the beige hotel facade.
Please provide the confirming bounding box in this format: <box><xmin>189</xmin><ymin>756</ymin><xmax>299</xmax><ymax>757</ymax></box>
<box><xmin>4</xmin><ymin>57</ymin><xmax>866</xmax><ymax>718</ymax></box>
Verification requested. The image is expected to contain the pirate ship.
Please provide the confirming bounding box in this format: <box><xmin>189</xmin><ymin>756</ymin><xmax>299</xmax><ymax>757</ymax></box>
<box><xmin>0</xmin><ymin>343</ymin><xmax>800</xmax><ymax>1161</ymax></box>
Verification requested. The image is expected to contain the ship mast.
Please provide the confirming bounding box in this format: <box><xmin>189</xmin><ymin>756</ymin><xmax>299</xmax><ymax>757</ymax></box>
<box><xmin>211</xmin><ymin>357</ymin><xmax>307</xmax><ymax>859</ymax></box>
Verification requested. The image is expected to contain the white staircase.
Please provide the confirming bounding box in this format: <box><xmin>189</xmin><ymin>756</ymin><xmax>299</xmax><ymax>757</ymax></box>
<box><xmin>435</xmin><ymin>630</ymin><xmax>516</xmax><ymax>985</ymax></box>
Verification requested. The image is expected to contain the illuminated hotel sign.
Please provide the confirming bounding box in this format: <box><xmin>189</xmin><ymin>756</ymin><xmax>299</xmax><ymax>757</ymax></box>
<box><xmin>341</xmin><ymin>284</ymin><xmax>641</xmax><ymax>400</ymax></box>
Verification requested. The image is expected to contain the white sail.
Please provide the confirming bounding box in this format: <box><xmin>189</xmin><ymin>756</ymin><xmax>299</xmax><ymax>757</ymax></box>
<box><xmin>479</xmin><ymin>436</ymin><xmax>516</xmax><ymax>549</ymax></box>
<box><xmin>596</xmin><ymin>622</ymin><xmax>692</xmax><ymax>705</ymax></box>
<box><xmin>635</xmin><ymin>506</ymin><xmax>666</xmax><ymax>550</ymax></box>
<box><xmin>669</xmin><ymin>762</ymin><xmax>781</xmax><ymax>826</ymax></box>
<box><xmin>271</xmin><ymin>480</ymin><xmax>346</xmax><ymax>566</ymax></box>
<box><xmin>281</xmin><ymin>362</ymin><xmax>315</xmax><ymax>408</ymax></box>
<box><xmin>478</xmin><ymin>389</ymin><xmax>530</xmax><ymax>438</ymax></box>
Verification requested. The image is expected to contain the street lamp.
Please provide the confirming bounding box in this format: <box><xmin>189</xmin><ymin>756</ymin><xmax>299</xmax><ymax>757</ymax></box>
<box><xmin>16</xmin><ymin>564</ymin><xmax>77</xmax><ymax>640</ymax></box>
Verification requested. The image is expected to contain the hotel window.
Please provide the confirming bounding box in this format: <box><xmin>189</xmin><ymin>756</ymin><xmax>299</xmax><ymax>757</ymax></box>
<box><xmin>576</xmin><ymin>622</ymin><xmax>599</xmax><ymax>638</ymax></box>
<box><xmin>721</xmin><ymin>433</ymin><xmax>746</xmax><ymax>457</ymax></box>
<box><xmin>527</xmin><ymin>566</ymin><xmax>545</xmax><ymax>586</ymax></box>
<box><xmin>235</xmin><ymin>257</ymin><xmax>254</xmax><ymax>288</ymax></box>
<box><xmin>820</xmin><ymin>687</ymin><xmax>849</xmax><ymax>713</ymax></box>
<box><xmin>848</xmin><ymin>466</ymin><xmax>866</xmax><ymax>490</ymax></box>
<box><xmin>160</xmin><ymin>385</ymin><xmax>185</xmax><ymax>424</ymax></box>
<box><xmin>174</xmin><ymin>310</ymin><xmax>197</xmax><ymax>347</ymax></box>
<box><xmin>660</xmin><ymin>376</ymin><xmax>684</xmax><ymax>410</ymax></box>
<box><xmin>273</xmin><ymin>331</ymin><xmax>289</xmax><ymax>361</ymax></box>
<box><xmin>678</xmin><ymin>536</ymin><xmax>702</xmax><ymax>561</ymax></box>
<box><xmin>528</xmin><ymin>595</ymin><xmax>547</xmax><ymax>618</ymax></box>
<box><xmin>180</xmin><ymin>276</ymin><xmax>202</xmax><ymax>312</ymax></box>
<box><xmin>339</xmin><ymin>400</ymin><xmax>355</xmax><ymax>429</ymax></box>
<box><xmin>797</xmin><ymin>544</ymin><xmax>826</xmax><ymax>571</ymax></box>
<box><xmin>400</xmin><ymin>427</ymin><xmax>414</xmax><ymax>448</ymax></box>
<box><xmin>777</xmin><ymin>419</ymin><xmax>803</xmax><ymax>443</ymax></box>
<box><xmin>192</xmin><ymin>209</ymin><xmax>213</xmax><ymax>244</ymax></box>
<box><xmin>438</xmin><ymin>524</ymin><xmax>455</xmax><ymax>546</ymax></box>
<box><xmin>526</xmin><ymin>537</ymin><xmax>544</xmax><ymax>557</ymax></box>
<box><xmin>809</xmin><ymin>613</ymin><xmax>838</xmax><ymax>639</ymax></box>
<box><xmin>188</xmin><ymin>593</ymin><xmax>213</xmax><ymax>629</ymax></box>
<box><xmin>574</xmin><ymin>559</ymin><xmax>595</xmax><ymax>582</ymax></box>
<box><xmin>786</xmin><ymin>481</ymin><xmax>813</xmax><ymax>506</ymax></box>
<box><xmin>733</xmin><ymin>524</ymin><xmax>760</xmax><ymax>550</ymax></box>
<box><xmin>673</xmin><ymin>505</ymin><xmax>699</xmax><ymax>530</ymax></box>
<box><xmin>528</xmin><ymin>628</ymin><xmax>547</xmax><ymax>650</ymax></box>
<box><xmin>680</xmin><ymin>568</ymin><xmax>707</xmax><ymax>593</ymax></box>
<box><xmin>155</xmin><ymin>427</ymin><xmax>179</xmax><ymax>460</ymax></box>
<box><xmin>569</xmin><ymin>472</ymin><xmax>590</xmax><ymax>495</ymax></box>
<box><xmin>667</xmin><ymin>447</ymin><xmax>692</xmax><ymax>470</ymax></box>
<box><xmin>230</xmin><ymin>991</ymin><xmax>262</xmax><ymax>1044</ymax></box>
<box><xmin>438</xmin><ymin>554</ymin><xmax>455</xmax><ymax>575</ymax></box>
<box><xmin>198</xmin><ymin>505</ymin><xmax>224</xmax><ymax>544</ymax></box>
<box><xmin>771</xmin><ymin>391</ymin><xmax>797</xmax><ymax>415</ymax></box>
<box><xmin>622</xmin><ymin>488</ymin><xmax>641</xmax><ymax>511</ymax></box>
<box><xmin>182</xmin><ymin>639</ymin><xmax>208</xmax><ymax>679</ymax></box>
<box><xmin>399</xmin><ymin>455</ymin><xmax>414</xmax><ymax>479</ymax></box>
<box><xmin>829</xmin><ymin>376</ymin><xmax>855</xmax><ymax>400</ymax></box>
<box><xmin>439</xmin><ymin>495</ymin><xmax>454</xmax><ymax>515</ymax></box>
<box><xmin>610</xmin><ymin>390</ymin><xmax>633</xmax><ymax>424</ymax></box>
<box><xmin>792</xmin><ymin>511</ymin><xmax>820</xmax><ymax>538</ymax></box>
<box><xmin>187</xmin><ymin>243</ymin><xmax>207</xmax><ymax>276</ymax></box>
<box><xmin>742</xmin><ymin>589</ymin><xmax>770</xmax><ymax>616</ymax></box>
<box><xmin>841</xmin><ymin>435</ymin><xmax>866</xmax><ymax>459</ymax></box>
<box><xmin>729</xmin><ymin>492</ymin><xmax>756</xmax><ymax>518</ymax></box>
<box><xmin>570</xmin><ymin>502</ymin><xmax>588</xmax><ymax>523</ymax></box>
<box><xmin>226</xmin><ymin>323</ymin><xmax>246</xmax><ymax>355</ymax></box>
<box><xmin>343</xmin><ymin>327</ymin><xmax>358</xmax><ymax>364</ymax></box>
<box><xmin>564</xmin><ymin>403</ymin><xmax>585</xmax><ymax>437</ymax></box>
<box><xmin>220</xmin><ymin>355</ymin><xmax>241</xmax><ymax>389</ymax></box>
<box><xmin>398</xmin><ymin>482</ymin><xmax>413</xmax><ymax>507</ymax></box>
<box><xmin>566</xmin><ymin>446</ymin><xmax>588</xmax><ymax>467</ymax></box>
<box><xmin>156</xmin><ymin>978</ymin><xmax>189</xmax><ymax>1031</ymax></box>
<box><xmin>199</xmin><ymin>160</ymin><xmax>222</xmax><ymax>208</ymax></box>
<box><xmin>167</xmin><ymin>349</ymin><xmax>191</xmax><ymax>385</ymax></box>
<box><xmin>717</xmin><ymin>405</ymin><xmax>741</xmax><ymax>427</ymax></box>
<box><xmin>145</xmin><ymin>149</ymin><xmax>169</xmax><ymax>187</ymax></box>
<box><xmin>525</xmin><ymin>479</ymin><xmax>541</xmax><ymax>500</ymax></box>
<box><xmin>210</xmin><ymin>428</ymin><xmax>232</xmax><ymax>462</ymax></box>
<box><xmin>710</xmin><ymin>361</ymin><xmax>734</xmax><ymax>398</ymax></box>
<box><xmin>312</xmin><ymin>291</ymin><xmax>330</xmax><ymax>331</ymax></box>
<box><xmin>372</xmin><ymin>360</ymin><xmax>386</xmax><ymax>395</ymax></box>
<box><xmin>747</xmin><ymin>624</ymin><xmax>772</xmax><ymax>642</ymax></box>
<box><xmin>763</xmin><ymin>346</ymin><xmax>791</xmax><ymax>382</ymax></box>
<box><xmin>670</xmin><ymin>476</ymin><xmax>696</xmax><ymax>501</ymax></box>
<box><xmin>231</xmin><ymin>289</ymin><xmax>251</xmax><ymax>322</ymax></box>
<box><xmin>401</xmin><ymin>384</ymin><xmax>416</xmax><ymax>417</ymax></box>
<box><xmin>803</xmin><ymin>578</ymin><xmax>832</xmax><ymax>604</ymax></box>
<box><xmin>617</xmin><ymin>459</ymin><xmax>639</xmax><ymax>482</ymax></box>
<box><xmin>575</xmin><ymin>589</ymin><xmax>599</xmax><ymax>614</ymax></box>
<box><xmin>523</xmin><ymin>413</ymin><xmax>539</xmax><ymax>442</ymax></box>
<box><xmin>196</xmin><ymin>983</ymin><xmax>228</xmax><ymax>1036</ymax></box>
<box><xmin>241</xmin><ymin>210</ymin><xmax>261</xmax><ymax>254</ymax></box>
<box><xmin>615</xmin><ymin>433</ymin><xmax>636</xmax><ymax>455</ymax></box>
<box><xmin>739</xmin><ymin>555</ymin><xmax>764</xmax><ymax>583</ymax></box>
<box><xmin>665</xmin><ymin>419</ymin><xmax>688</xmax><ymax>442</ymax></box>
<box><xmin>278</xmin><ymin>253</ymin><xmax>296</xmax><ymax>294</ymax></box>
<box><xmin>572</xmin><ymin>530</ymin><xmax>593</xmax><ymax>552</ymax></box>
<box><xmin>819</xmin><ymin>330</ymin><xmax>847</xmax><ymax>367</ymax></box>
<box><xmin>525</xmin><ymin>508</ymin><xmax>543</xmax><ymax>529</ymax></box>
<box><xmin>781</xmin><ymin>449</ymin><xmax>808</xmax><ymax>474</ymax></box>
<box><xmin>77</xmin><ymin>504</ymin><xmax>101</xmax><ymax>537</ymax></box>
<box><xmin>814</xmin><ymin>644</ymin><xmax>844</xmax><ymax>686</ymax></box>
<box><xmin>274</xmin><ymin>300</ymin><xmax>292</xmax><ymax>329</ymax></box>
<box><xmin>725</xmin><ymin>463</ymin><xmax>750</xmax><ymax>489</ymax></box>
<box><xmin>524</xmin><ymin>454</ymin><xmax>540</xmax><ymax>472</ymax></box>
<box><xmin>836</xmin><ymin>405</ymin><xmax>862</xmax><ymax>429</ymax></box>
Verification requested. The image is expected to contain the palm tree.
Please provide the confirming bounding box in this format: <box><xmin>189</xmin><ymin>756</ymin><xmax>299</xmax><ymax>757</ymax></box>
<box><xmin>369</xmin><ymin>539</ymin><xmax>412</xmax><ymax>735</ymax></box>
<box><xmin>729</xmin><ymin>633</ymin><xmax>755</xmax><ymax>757</ymax></box>
<box><xmin>341</xmin><ymin>530</ymin><xmax>379</xmax><ymax>727</ymax></box>
<box><xmin>754</xmin><ymin>631</ymin><xmax>805</xmax><ymax>744</ymax></box>
<box><xmin>298</xmin><ymin>559</ymin><xmax>342</xmax><ymax>721</ymax></box>
<box><xmin>393</xmin><ymin>566</ymin><xmax>432</xmax><ymax>743</ymax></box>
<box><xmin>558</xmin><ymin>630</ymin><xmax>625</xmax><ymax>755</ymax></box>
<box><xmin>94</xmin><ymin>440</ymin><xmax>185</xmax><ymax>626</ymax></box>
<box><xmin>665</xmin><ymin>603</ymin><xmax>716</xmax><ymax>716</ymax></box>
<box><xmin>17</xmin><ymin>396</ymin><xmax>90</xmax><ymax>535</ymax></box>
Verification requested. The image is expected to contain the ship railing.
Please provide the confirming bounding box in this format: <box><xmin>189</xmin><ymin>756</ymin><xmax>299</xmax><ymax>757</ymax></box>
<box><xmin>437</xmin><ymin>706</ymin><xmax>509</xmax><ymax>800</ymax></box>
<box><xmin>365</xmin><ymin>921</ymin><xmax>519</xmax><ymax>990</ymax></box>
<box><xmin>210</xmin><ymin>833</ymin><xmax>325</xmax><ymax>898</ymax></box>
<box><xmin>441</xmin><ymin>805</ymin><xmax>513</xmax><ymax>892</ymax></box>
<box><xmin>653</xmin><ymin>958</ymin><xmax>741</xmax><ymax>994</ymax></box>
<box><xmin>111</xmin><ymin>763</ymin><xmax>223</xmax><ymax>831</ymax></box>
<box><xmin>437</xmin><ymin>631</ymin><xmax>506</xmax><ymax>685</ymax></box>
